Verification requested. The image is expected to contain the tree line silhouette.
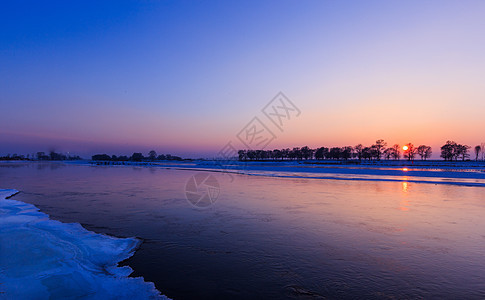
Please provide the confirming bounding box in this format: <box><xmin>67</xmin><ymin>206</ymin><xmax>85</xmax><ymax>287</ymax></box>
<box><xmin>0</xmin><ymin>150</ymin><xmax>183</xmax><ymax>162</ymax></box>
<box><xmin>0</xmin><ymin>151</ymin><xmax>81</xmax><ymax>161</ymax></box>
<box><xmin>92</xmin><ymin>150</ymin><xmax>182</xmax><ymax>162</ymax></box>
<box><xmin>440</xmin><ymin>141</ymin><xmax>479</xmax><ymax>161</ymax></box>
<box><xmin>237</xmin><ymin>140</ymin><xmax>483</xmax><ymax>162</ymax></box>
<box><xmin>1</xmin><ymin>141</ymin><xmax>483</xmax><ymax>162</ymax></box>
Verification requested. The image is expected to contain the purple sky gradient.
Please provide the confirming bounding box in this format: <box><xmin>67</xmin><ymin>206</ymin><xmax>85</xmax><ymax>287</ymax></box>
<box><xmin>1</xmin><ymin>1</ymin><xmax>485</xmax><ymax>158</ymax></box>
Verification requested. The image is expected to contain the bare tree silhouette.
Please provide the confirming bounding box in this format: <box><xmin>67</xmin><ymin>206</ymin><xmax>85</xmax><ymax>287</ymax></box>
<box><xmin>354</xmin><ymin>144</ymin><xmax>364</xmax><ymax>161</ymax></box>
<box><xmin>441</xmin><ymin>141</ymin><xmax>456</xmax><ymax>161</ymax></box>
<box><xmin>315</xmin><ymin>147</ymin><xmax>328</xmax><ymax>160</ymax></box>
<box><xmin>457</xmin><ymin>144</ymin><xmax>471</xmax><ymax>161</ymax></box>
<box><xmin>403</xmin><ymin>143</ymin><xmax>416</xmax><ymax>161</ymax></box>
<box><xmin>148</xmin><ymin>150</ymin><xmax>157</xmax><ymax>161</ymax></box>
<box><xmin>417</xmin><ymin>145</ymin><xmax>432</xmax><ymax>160</ymax></box>
<box><xmin>374</xmin><ymin>139</ymin><xmax>387</xmax><ymax>160</ymax></box>
<box><xmin>383</xmin><ymin>148</ymin><xmax>393</xmax><ymax>160</ymax></box>
<box><xmin>391</xmin><ymin>144</ymin><xmax>401</xmax><ymax>160</ymax></box>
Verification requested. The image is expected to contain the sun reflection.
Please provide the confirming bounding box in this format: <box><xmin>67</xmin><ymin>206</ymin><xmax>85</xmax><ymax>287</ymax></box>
<box><xmin>402</xmin><ymin>181</ymin><xmax>408</xmax><ymax>193</ymax></box>
<box><xmin>400</xmin><ymin>181</ymin><xmax>410</xmax><ymax>211</ymax></box>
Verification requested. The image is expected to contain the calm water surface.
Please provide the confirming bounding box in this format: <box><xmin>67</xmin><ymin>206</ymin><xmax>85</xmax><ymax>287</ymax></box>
<box><xmin>1</xmin><ymin>162</ymin><xmax>484</xmax><ymax>299</ymax></box>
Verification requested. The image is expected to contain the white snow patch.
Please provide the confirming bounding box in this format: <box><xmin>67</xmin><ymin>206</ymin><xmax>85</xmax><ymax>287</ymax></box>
<box><xmin>0</xmin><ymin>189</ymin><xmax>170</xmax><ymax>299</ymax></box>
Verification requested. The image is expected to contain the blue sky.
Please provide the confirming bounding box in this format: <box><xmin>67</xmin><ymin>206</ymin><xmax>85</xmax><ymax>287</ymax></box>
<box><xmin>1</xmin><ymin>1</ymin><xmax>485</xmax><ymax>158</ymax></box>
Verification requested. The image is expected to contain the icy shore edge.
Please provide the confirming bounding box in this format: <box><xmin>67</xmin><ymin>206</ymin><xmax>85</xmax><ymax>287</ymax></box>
<box><xmin>0</xmin><ymin>189</ymin><xmax>170</xmax><ymax>299</ymax></box>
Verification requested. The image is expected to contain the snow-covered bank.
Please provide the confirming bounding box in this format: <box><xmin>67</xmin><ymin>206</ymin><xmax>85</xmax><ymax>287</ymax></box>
<box><xmin>0</xmin><ymin>189</ymin><xmax>169</xmax><ymax>299</ymax></box>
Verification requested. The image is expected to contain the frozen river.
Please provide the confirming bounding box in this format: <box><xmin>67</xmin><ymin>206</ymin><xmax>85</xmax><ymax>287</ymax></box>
<box><xmin>1</xmin><ymin>162</ymin><xmax>485</xmax><ymax>299</ymax></box>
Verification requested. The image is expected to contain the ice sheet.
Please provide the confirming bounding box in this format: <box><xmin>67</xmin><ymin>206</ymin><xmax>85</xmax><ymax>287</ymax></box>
<box><xmin>0</xmin><ymin>189</ymin><xmax>169</xmax><ymax>299</ymax></box>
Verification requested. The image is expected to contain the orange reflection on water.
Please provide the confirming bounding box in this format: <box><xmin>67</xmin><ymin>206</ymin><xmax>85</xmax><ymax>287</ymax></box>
<box><xmin>400</xmin><ymin>181</ymin><xmax>410</xmax><ymax>211</ymax></box>
<box><xmin>402</xmin><ymin>181</ymin><xmax>409</xmax><ymax>193</ymax></box>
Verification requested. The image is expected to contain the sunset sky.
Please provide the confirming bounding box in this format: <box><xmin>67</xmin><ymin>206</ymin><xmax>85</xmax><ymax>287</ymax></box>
<box><xmin>1</xmin><ymin>1</ymin><xmax>485</xmax><ymax>158</ymax></box>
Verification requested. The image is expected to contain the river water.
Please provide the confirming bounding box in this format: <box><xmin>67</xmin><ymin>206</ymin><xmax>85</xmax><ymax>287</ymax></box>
<box><xmin>1</xmin><ymin>162</ymin><xmax>484</xmax><ymax>299</ymax></box>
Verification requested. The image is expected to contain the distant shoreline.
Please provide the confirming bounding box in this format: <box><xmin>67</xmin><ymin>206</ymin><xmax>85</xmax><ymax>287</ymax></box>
<box><xmin>3</xmin><ymin>159</ymin><xmax>485</xmax><ymax>169</ymax></box>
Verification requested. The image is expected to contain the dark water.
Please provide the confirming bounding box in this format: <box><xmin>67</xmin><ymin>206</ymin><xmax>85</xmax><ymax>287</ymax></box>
<box><xmin>1</xmin><ymin>162</ymin><xmax>485</xmax><ymax>299</ymax></box>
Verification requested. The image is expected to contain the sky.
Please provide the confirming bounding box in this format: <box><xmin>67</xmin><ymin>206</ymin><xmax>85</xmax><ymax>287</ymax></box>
<box><xmin>1</xmin><ymin>0</ymin><xmax>485</xmax><ymax>158</ymax></box>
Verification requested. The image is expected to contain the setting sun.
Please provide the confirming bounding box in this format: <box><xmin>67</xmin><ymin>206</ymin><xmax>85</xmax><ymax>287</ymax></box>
<box><xmin>403</xmin><ymin>145</ymin><xmax>409</xmax><ymax>151</ymax></box>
